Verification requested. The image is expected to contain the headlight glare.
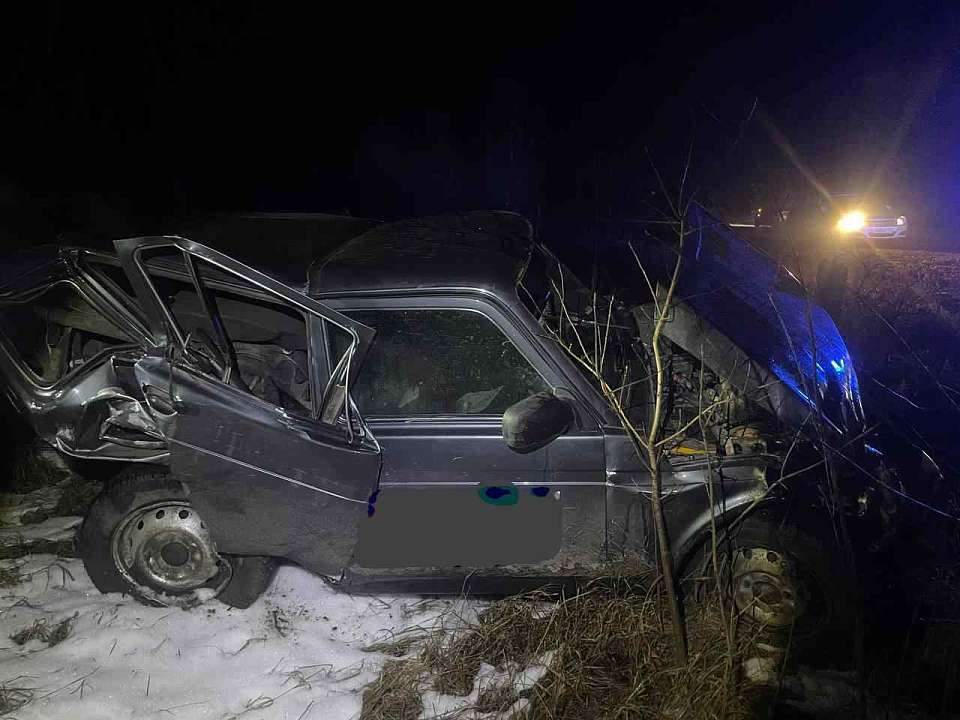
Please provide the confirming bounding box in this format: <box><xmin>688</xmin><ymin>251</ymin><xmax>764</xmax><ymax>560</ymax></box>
<box><xmin>836</xmin><ymin>210</ymin><xmax>866</xmax><ymax>233</ymax></box>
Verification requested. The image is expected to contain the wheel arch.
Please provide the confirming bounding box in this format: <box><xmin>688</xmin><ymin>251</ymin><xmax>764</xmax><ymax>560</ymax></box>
<box><xmin>672</xmin><ymin>490</ymin><xmax>783</xmax><ymax>575</ymax></box>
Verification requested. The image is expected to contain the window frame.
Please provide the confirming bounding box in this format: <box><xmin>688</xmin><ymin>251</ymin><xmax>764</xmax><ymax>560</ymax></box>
<box><xmin>0</xmin><ymin>278</ymin><xmax>141</xmax><ymax>390</ymax></box>
<box><xmin>75</xmin><ymin>250</ymin><xmax>154</xmax><ymax>342</ymax></box>
<box><xmin>317</xmin><ymin>294</ymin><xmax>563</xmax><ymax>422</ymax></box>
<box><xmin>136</xmin><ymin>253</ymin><xmax>321</xmax><ymax>421</ymax></box>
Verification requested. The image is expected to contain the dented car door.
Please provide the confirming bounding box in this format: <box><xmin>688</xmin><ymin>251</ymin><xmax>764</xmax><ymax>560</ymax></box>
<box><xmin>114</xmin><ymin>236</ymin><xmax>381</xmax><ymax>576</ymax></box>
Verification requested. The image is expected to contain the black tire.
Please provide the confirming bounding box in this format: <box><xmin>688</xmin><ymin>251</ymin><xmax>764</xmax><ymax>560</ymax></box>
<box><xmin>78</xmin><ymin>466</ymin><xmax>277</xmax><ymax>609</ymax></box>
<box><xmin>219</xmin><ymin>555</ymin><xmax>280</xmax><ymax>609</ymax></box>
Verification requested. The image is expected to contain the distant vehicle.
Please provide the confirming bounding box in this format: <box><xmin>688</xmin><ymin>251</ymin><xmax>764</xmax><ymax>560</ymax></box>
<box><xmin>831</xmin><ymin>194</ymin><xmax>908</xmax><ymax>240</ymax></box>
<box><xmin>754</xmin><ymin>193</ymin><xmax>908</xmax><ymax>244</ymax></box>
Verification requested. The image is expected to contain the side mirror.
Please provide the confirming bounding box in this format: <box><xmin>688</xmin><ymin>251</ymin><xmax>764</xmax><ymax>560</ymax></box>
<box><xmin>502</xmin><ymin>392</ymin><xmax>574</xmax><ymax>454</ymax></box>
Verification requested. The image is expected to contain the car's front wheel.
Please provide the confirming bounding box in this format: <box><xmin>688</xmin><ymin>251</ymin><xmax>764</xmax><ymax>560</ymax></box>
<box><xmin>683</xmin><ymin>511</ymin><xmax>854</xmax><ymax>665</ymax></box>
<box><xmin>79</xmin><ymin>467</ymin><xmax>276</xmax><ymax>609</ymax></box>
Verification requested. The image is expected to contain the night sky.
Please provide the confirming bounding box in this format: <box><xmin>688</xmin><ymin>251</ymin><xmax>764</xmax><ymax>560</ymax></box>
<box><xmin>1</xmin><ymin>1</ymin><xmax>958</xmax><ymax>242</ymax></box>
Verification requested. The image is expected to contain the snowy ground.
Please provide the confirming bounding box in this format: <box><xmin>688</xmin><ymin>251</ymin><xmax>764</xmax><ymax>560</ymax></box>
<box><xmin>0</xmin><ymin>468</ymin><xmax>483</xmax><ymax>720</ymax></box>
<box><xmin>0</xmin><ymin>551</ymin><xmax>475</xmax><ymax>719</ymax></box>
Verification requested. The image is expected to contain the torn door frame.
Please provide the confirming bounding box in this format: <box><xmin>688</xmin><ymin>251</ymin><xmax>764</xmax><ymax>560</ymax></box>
<box><xmin>0</xmin><ymin>248</ymin><xmax>168</xmax><ymax>463</ymax></box>
<box><xmin>114</xmin><ymin>235</ymin><xmax>376</xmax><ymax>430</ymax></box>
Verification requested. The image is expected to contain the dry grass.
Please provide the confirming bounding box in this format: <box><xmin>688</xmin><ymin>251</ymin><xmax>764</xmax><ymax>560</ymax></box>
<box><xmin>0</xmin><ymin>563</ymin><xmax>21</xmax><ymax>588</ymax></box>
<box><xmin>475</xmin><ymin>682</ymin><xmax>520</xmax><ymax>714</ymax></box>
<box><xmin>361</xmin><ymin>582</ymin><xmax>760</xmax><ymax>720</ymax></box>
<box><xmin>10</xmin><ymin>614</ymin><xmax>76</xmax><ymax>648</ymax></box>
<box><xmin>362</xmin><ymin>629</ymin><xmax>433</xmax><ymax>658</ymax></box>
<box><xmin>360</xmin><ymin>659</ymin><xmax>424</xmax><ymax>720</ymax></box>
<box><xmin>0</xmin><ymin>685</ymin><xmax>33</xmax><ymax>715</ymax></box>
<box><xmin>10</xmin><ymin>619</ymin><xmax>49</xmax><ymax>646</ymax></box>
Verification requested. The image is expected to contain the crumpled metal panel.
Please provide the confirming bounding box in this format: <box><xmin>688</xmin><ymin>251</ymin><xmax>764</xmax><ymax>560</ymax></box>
<box><xmin>133</xmin><ymin>355</ymin><xmax>381</xmax><ymax>575</ymax></box>
<box><xmin>679</xmin><ymin>205</ymin><xmax>863</xmax><ymax>434</ymax></box>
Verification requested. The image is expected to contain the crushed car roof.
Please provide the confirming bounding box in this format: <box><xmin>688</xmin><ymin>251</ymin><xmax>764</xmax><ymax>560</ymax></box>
<box><xmin>308</xmin><ymin>211</ymin><xmax>534</xmax><ymax>296</ymax></box>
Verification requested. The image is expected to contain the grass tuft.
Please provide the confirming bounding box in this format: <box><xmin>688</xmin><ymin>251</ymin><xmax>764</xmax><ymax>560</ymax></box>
<box><xmin>359</xmin><ymin>659</ymin><xmax>423</xmax><ymax>720</ymax></box>
<box><xmin>0</xmin><ymin>538</ymin><xmax>76</xmax><ymax>561</ymax></box>
<box><xmin>0</xmin><ymin>563</ymin><xmax>21</xmax><ymax>588</ymax></box>
<box><xmin>361</xmin><ymin>629</ymin><xmax>431</xmax><ymax>658</ymax></box>
<box><xmin>0</xmin><ymin>685</ymin><xmax>33</xmax><ymax>715</ymax></box>
<box><xmin>475</xmin><ymin>682</ymin><xmax>520</xmax><ymax>714</ymax></box>
<box><xmin>10</xmin><ymin>614</ymin><xmax>76</xmax><ymax>647</ymax></box>
<box><xmin>45</xmin><ymin>615</ymin><xmax>76</xmax><ymax>647</ymax></box>
<box><xmin>10</xmin><ymin>619</ymin><xmax>48</xmax><ymax>646</ymax></box>
<box><xmin>362</xmin><ymin>582</ymin><xmax>759</xmax><ymax>720</ymax></box>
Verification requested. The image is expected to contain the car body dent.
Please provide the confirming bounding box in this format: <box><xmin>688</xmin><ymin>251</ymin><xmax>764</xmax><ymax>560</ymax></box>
<box><xmin>1</xmin><ymin>340</ymin><xmax>169</xmax><ymax>463</ymax></box>
<box><xmin>112</xmin><ymin>236</ymin><xmax>383</xmax><ymax>576</ymax></box>
<box><xmin>602</xmin><ymin>427</ymin><xmax>775</xmax><ymax>568</ymax></box>
<box><xmin>0</xmin><ymin>248</ymin><xmax>166</xmax><ymax>463</ymax></box>
<box><xmin>1</xmin><ymin>236</ymin><xmax>383</xmax><ymax>578</ymax></box>
<box><xmin>0</xmin><ymin>212</ymin><xmax>857</xmax><ymax>590</ymax></box>
<box><xmin>131</xmin><ymin>354</ymin><xmax>381</xmax><ymax>575</ymax></box>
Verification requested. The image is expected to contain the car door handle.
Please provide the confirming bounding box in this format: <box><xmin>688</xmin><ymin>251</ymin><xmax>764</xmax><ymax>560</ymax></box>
<box><xmin>144</xmin><ymin>386</ymin><xmax>180</xmax><ymax>416</ymax></box>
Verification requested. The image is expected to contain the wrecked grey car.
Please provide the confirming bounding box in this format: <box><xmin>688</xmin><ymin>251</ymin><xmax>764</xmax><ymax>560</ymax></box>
<box><xmin>0</xmin><ymin>210</ymin><xmax>863</xmax><ymax>631</ymax></box>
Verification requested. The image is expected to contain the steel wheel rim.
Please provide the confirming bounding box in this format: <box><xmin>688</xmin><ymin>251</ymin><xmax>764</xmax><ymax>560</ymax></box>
<box><xmin>111</xmin><ymin>500</ymin><xmax>231</xmax><ymax>606</ymax></box>
<box><xmin>731</xmin><ymin>546</ymin><xmax>807</xmax><ymax>628</ymax></box>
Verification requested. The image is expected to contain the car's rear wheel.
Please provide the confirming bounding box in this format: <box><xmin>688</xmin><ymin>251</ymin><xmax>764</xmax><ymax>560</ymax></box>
<box><xmin>79</xmin><ymin>467</ymin><xmax>276</xmax><ymax>609</ymax></box>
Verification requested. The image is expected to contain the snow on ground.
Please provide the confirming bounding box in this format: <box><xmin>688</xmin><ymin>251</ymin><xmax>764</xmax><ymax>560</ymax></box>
<box><xmin>0</xmin><ymin>515</ymin><xmax>81</xmax><ymax>545</ymax></box>
<box><xmin>0</xmin><ymin>554</ymin><xmax>475</xmax><ymax>719</ymax></box>
<box><xmin>0</xmin><ymin>461</ymin><xmax>485</xmax><ymax>719</ymax></box>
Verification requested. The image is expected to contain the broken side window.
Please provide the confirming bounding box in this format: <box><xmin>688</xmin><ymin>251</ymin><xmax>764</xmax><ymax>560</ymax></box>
<box><xmin>0</xmin><ymin>282</ymin><xmax>133</xmax><ymax>383</ymax></box>
<box><xmin>330</xmin><ymin>308</ymin><xmax>549</xmax><ymax>417</ymax></box>
<box><xmin>80</xmin><ymin>254</ymin><xmax>140</xmax><ymax>308</ymax></box>
<box><xmin>83</xmin><ymin>255</ymin><xmax>138</xmax><ymax>301</ymax></box>
<box><xmin>141</xmin><ymin>250</ymin><xmax>314</xmax><ymax>418</ymax></box>
<box><xmin>77</xmin><ymin>253</ymin><xmax>152</xmax><ymax>335</ymax></box>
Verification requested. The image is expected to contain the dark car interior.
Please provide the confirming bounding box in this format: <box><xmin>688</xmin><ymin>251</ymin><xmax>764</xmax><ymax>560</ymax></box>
<box><xmin>164</xmin><ymin>288</ymin><xmax>312</xmax><ymax>415</ymax></box>
<box><xmin>133</xmin><ymin>265</ymin><xmax>312</xmax><ymax>416</ymax></box>
<box><xmin>0</xmin><ymin>282</ymin><xmax>132</xmax><ymax>383</ymax></box>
